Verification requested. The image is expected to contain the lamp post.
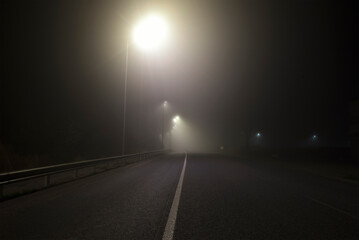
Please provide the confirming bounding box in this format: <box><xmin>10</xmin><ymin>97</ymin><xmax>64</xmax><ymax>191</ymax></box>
<box><xmin>162</xmin><ymin>101</ymin><xmax>167</xmax><ymax>149</ymax></box>
<box><xmin>121</xmin><ymin>39</ymin><xmax>129</xmax><ymax>155</ymax></box>
<box><xmin>121</xmin><ymin>14</ymin><xmax>169</xmax><ymax>155</ymax></box>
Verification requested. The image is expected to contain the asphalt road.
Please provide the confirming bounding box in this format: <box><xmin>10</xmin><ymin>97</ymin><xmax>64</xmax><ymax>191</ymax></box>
<box><xmin>0</xmin><ymin>153</ymin><xmax>358</xmax><ymax>239</ymax></box>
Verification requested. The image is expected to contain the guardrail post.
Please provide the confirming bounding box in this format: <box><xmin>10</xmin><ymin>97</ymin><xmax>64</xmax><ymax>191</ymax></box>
<box><xmin>0</xmin><ymin>184</ymin><xmax>3</xmax><ymax>200</ymax></box>
<box><xmin>44</xmin><ymin>175</ymin><xmax>50</xmax><ymax>187</ymax></box>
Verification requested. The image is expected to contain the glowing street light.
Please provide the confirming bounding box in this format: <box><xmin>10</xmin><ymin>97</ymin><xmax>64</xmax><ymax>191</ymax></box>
<box><xmin>132</xmin><ymin>14</ymin><xmax>169</xmax><ymax>53</ymax></box>
<box><xmin>122</xmin><ymin>13</ymin><xmax>170</xmax><ymax>155</ymax></box>
<box><xmin>173</xmin><ymin>115</ymin><xmax>180</xmax><ymax>123</ymax></box>
<box><xmin>256</xmin><ymin>132</ymin><xmax>261</xmax><ymax>138</ymax></box>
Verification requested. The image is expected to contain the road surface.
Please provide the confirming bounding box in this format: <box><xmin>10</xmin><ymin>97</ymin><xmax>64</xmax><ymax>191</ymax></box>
<box><xmin>0</xmin><ymin>153</ymin><xmax>358</xmax><ymax>239</ymax></box>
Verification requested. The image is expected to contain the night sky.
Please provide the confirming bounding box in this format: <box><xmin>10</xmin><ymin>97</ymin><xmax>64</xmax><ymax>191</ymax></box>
<box><xmin>1</xmin><ymin>1</ymin><xmax>358</xmax><ymax>165</ymax></box>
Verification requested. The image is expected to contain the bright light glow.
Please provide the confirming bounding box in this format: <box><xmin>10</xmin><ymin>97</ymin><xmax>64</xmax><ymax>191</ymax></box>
<box><xmin>164</xmin><ymin>101</ymin><xmax>167</xmax><ymax>106</ymax></box>
<box><xmin>312</xmin><ymin>134</ymin><xmax>317</xmax><ymax>140</ymax></box>
<box><xmin>132</xmin><ymin>14</ymin><xmax>169</xmax><ymax>52</ymax></box>
<box><xmin>173</xmin><ymin>115</ymin><xmax>180</xmax><ymax>123</ymax></box>
<box><xmin>168</xmin><ymin>119</ymin><xmax>216</xmax><ymax>153</ymax></box>
<box><xmin>256</xmin><ymin>132</ymin><xmax>261</xmax><ymax>137</ymax></box>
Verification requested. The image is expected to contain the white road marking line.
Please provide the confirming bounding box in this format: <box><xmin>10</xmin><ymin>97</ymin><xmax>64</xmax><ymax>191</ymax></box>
<box><xmin>162</xmin><ymin>153</ymin><xmax>187</xmax><ymax>240</ymax></box>
<box><xmin>306</xmin><ymin>196</ymin><xmax>359</xmax><ymax>221</ymax></box>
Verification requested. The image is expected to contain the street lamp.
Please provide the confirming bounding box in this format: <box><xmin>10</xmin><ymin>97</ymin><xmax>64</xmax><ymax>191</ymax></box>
<box><xmin>312</xmin><ymin>134</ymin><xmax>318</xmax><ymax>141</ymax></box>
<box><xmin>173</xmin><ymin>115</ymin><xmax>180</xmax><ymax>123</ymax></box>
<box><xmin>122</xmin><ymin>13</ymin><xmax>170</xmax><ymax>155</ymax></box>
<box><xmin>132</xmin><ymin>14</ymin><xmax>169</xmax><ymax>52</ymax></box>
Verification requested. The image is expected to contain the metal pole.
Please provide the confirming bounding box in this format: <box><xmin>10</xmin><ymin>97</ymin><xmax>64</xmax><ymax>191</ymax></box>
<box><xmin>122</xmin><ymin>38</ymin><xmax>129</xmax><ymax>155</ymax></box>
<box><xmin>162</xmin><ymin>103</ymin><xmax>165</xmax><ymax>148</ymax></box>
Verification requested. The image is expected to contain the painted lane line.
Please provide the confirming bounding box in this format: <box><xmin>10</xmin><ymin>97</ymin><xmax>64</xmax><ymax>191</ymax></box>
<box><xmin>306</xmin><ymin>196</ymin><xmax>359</xmax><ymax>221</ymax></box>
<box><xmin>162</xmin><ymin>153</ymin><xmax>187</xmax><ymax>240</ymax></box>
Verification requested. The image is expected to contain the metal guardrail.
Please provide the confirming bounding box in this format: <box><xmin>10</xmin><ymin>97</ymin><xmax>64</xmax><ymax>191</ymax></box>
<box><xmin>0</xmin><ymin>150</ymin><xmax>165</xmax><ymax>200</ymax></box>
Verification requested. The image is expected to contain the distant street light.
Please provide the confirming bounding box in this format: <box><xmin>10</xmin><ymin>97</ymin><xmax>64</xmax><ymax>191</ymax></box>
<box><xmin>312</xmin><ymin>134</ymin><xmax>318</xmax><ymax>141</ymax></box>
<box><xmin>122</xmin><ymin>13</ymin><xmax>170</xmax><ymax>155</ymax></box>
<box><xmin>170</xmin><ymin>115</ymin><xmax>180</xmax><ymax>151</ymax></box>
<box><xmin>173</xmin><ymin>115</ymin><xmax>180</xmax><ymax>123</ymax></box>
